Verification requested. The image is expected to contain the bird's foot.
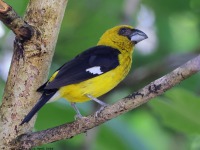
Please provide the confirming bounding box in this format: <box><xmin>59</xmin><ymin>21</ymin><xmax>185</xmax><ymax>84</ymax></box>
<box><xmin>74</xmin><ymin>113</ymin><xmax>83</xmax><ymax>120</ymax></box>
<box><xmin>85</xmin><ymin>94</ymin><xmax>109</xmax><ymax>117</ymax></box>
<box><xmin>71</xmin><ymin>102</ymin><xmax>84</xmax><ymax>120</ymax></box>
<box><xmin>95</xmin><ymin>104</ymin><xmax>109</xmax><ymax>117</ymax></box>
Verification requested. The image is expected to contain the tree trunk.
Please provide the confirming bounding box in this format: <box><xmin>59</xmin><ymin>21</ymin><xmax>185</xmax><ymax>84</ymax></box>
<box><xmin>0</xmin><ymin>0</ymin><xmax>68</xmax><ymax>149</ymax></box>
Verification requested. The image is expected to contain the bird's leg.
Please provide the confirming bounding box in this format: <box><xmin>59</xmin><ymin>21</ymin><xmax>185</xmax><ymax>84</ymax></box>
<box><xmin>71</xmin><ymin>102</ymin><xmax>83</xmax><ymax>120</ymax></box>
<box><xmin>86</xmin><ymin>94</ymin><xmax>108</xmax><ymax>117</ymax></box>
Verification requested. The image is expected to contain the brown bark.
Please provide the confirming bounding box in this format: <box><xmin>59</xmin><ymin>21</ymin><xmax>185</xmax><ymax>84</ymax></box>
<box><xmin>0</xmin><ymin>0</ymin><xmax>68</xmax><ymax>149</ymax></box>
<box><xmin>0</xmin><ymin>0</ymin><xmax>199</xmax><ymax>149</ymax></box>
<box><xmin>13</xmin><ymin>55</ymin><xmax>200</xmax><ymax>149</ymax></box>
<box><xmin>0</xmin><ymin>0</ymin><xmax>33</xmax><ymax>41</ymax></box>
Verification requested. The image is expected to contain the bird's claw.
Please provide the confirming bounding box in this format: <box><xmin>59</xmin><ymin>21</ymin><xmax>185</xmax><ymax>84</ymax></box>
<box><xmin>74</xmin><ymin>114</ymin><xmax>83</xmax><ymax>120</ymax></box>
<box><xmin>95</xmin><ymin>104</ymin><xmax>108</xmax><ymax>117</ymax></box>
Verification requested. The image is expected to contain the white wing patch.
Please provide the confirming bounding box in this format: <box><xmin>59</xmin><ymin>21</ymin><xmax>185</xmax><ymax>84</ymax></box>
<box><xmin>86</xmin><ymin>66</ymin><xmax>103</xmax><ymax>75</ymax></box>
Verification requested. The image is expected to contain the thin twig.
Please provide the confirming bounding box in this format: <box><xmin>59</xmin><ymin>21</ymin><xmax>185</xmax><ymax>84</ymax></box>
<box><xmin>12</xmin><ymin>55</ymin><xmax>200</xmax><ymax>149</ymax></box>
<box><xmin>0</xmin><ymin>0</ymin><xmax>33</xmax><ymax>40</ymax></box>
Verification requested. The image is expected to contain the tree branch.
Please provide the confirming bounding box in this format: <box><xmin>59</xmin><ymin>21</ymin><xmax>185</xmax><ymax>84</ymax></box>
<box><xmin>0</xmin><ymin>0</ymin><xmax>33</xmax><ymax>40</ymax></box>
<box><xmin>0</xmin><ymin>0</ymin><xmax>68</xmax><ymax>149</ymax></box>
<box><xmin>13</xmin><ymin>55</ymin><xmax>200</xmax><ymax>149</ymax></box>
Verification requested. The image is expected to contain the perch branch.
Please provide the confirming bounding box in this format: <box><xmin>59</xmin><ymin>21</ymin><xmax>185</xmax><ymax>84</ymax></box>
<box><xmin>0</xmin><ymin>0</ymin><xmax>33</xmax><ymax>40</ymax></box>
<box><xmin>13</xmin><ymin>55</ymin><xmax>200</xmax><ymax>149</ymax></box>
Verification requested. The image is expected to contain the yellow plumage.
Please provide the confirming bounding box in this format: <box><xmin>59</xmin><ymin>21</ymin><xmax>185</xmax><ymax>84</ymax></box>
<box><xmin>20</xmin><ymin>25</ymin><xmax>147</xmax><ymax>125</ymax></box>
<box><xmin>59</xmin><ymin>25</ymin><xmax>134</xmax><ymax>102</ymax></box>
<box><xmin>59</xmin><ymin>52</ymin><xmax>132</xmax><ymax>102</ymax></box>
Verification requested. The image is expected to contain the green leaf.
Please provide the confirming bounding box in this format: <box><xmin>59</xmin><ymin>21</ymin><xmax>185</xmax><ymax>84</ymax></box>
<box><xmin>149</xmin><ymin>88</ymin><xmax>200</xmax><ymax>135</ymax></box>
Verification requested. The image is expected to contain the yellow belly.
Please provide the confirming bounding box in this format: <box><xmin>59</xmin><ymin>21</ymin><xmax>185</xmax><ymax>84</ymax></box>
<box><xmin>59</xmin><ymin>54</ymin><xmax>132</xmax><ymax>103</ymax></box>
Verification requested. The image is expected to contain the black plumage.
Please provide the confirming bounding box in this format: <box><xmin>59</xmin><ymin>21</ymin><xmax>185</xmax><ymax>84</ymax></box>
<box><xmin>20</xmin><ymin>46</ymin><xmax>120</xmax><ymax>125</ymax></box>
<box><xmin>40</xmin><ymin>45</ymin><xmax>120</xmax><ymax>91</ymax></box>
<box><xmin>20</xmin><ymin>91</ymin><xmax>57</xmax><ymax>125</ymax></box>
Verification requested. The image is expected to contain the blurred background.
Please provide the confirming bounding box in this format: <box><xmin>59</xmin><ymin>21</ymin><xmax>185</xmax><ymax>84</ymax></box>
<box><xmin>0</xmin><ymin>0</ymin><xmax>200</xmax><ymax>149</ymax></box>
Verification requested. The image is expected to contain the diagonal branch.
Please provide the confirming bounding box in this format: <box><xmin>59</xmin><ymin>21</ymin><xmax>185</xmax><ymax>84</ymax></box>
<box><xmin>0</xmin><ymin>0</ymin><xmax>33</xmax><ymax>40</ymax></box>
<box><xmin>12</xmin><ymin>55</ymin><xmax>200</xmax><ymax>149</ymax></box>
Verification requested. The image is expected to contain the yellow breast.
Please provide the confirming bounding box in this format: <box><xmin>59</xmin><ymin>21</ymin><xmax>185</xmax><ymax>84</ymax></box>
<box><xmin>59</xmin><ymin>53</ymin><xmax>132</xmax><ymax>103</ymax></box>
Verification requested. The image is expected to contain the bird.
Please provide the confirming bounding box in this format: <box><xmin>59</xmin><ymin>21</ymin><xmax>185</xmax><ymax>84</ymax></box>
<box><xmin>20</xmin><ymin>25</ymin><xmax>148</xmax><ymax>125</ymax></box>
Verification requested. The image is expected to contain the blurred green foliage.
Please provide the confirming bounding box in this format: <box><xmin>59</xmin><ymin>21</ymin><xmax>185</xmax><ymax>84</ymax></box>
<box><xmin>149</xmin><ymin>88</ymin><xmax>200</xmax><ymax>135</ymax></box>
<box><xmin>0</xmin><ymin>0</ymin><xmax>200</xmax><ymax>150</ymax></box>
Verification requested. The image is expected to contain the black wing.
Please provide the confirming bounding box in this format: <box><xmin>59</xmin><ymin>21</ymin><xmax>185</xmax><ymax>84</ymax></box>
<box><xmin>39</xmin><ymin>45</ymin><xmax>120</xmax><ymax>90</ymax></box>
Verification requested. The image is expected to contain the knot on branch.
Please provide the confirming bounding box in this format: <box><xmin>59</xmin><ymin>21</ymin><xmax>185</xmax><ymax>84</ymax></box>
<box><xmin>0</xmin><ymin>0</ymin><xmax>34</xmax><ymax>41</ymax></box>
<box><xmin>148</xmin><ymin>83</ymin><xmax>162</xmax><ymax>94</ymax></box>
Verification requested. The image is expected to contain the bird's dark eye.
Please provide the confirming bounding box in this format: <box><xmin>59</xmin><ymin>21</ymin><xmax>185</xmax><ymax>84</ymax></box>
<box><xmin>118</xmin><ymin>28</ymin><xmax>127</xmax><ymax>35</ymax></box>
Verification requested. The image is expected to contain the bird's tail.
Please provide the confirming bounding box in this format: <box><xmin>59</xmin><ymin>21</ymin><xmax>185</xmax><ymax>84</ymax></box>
<box><xmin>20</xmin><ymin>91</ymin><xmax>56</xmax><ymax>125</ymax></box>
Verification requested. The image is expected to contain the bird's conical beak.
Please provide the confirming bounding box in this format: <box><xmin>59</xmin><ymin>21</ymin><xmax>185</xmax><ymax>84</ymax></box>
<box><xmin>130</xmin><ymin>29</ymin><xmax>148</xmax><ymax>44</ymax></box>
